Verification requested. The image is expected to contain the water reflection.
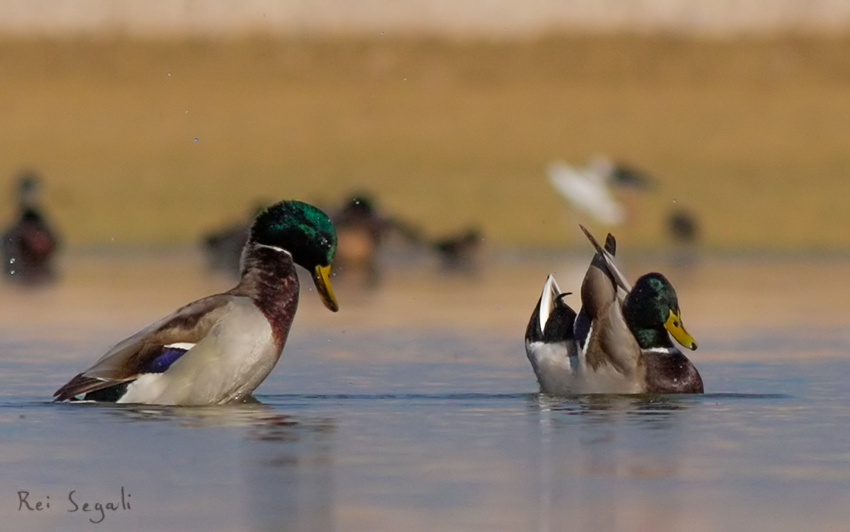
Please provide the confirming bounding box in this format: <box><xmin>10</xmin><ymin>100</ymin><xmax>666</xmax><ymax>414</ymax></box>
<box><xmin>75</xmin><ymin>403</ymin><xmax>337</xmax><ymax>531</ymax></box>
<box><xmin>242</xmin><ymin>413</ymin><xmax>335</xmax><ymax>532</ymax></box>
<box><xmin>529</xmin><ymin>394</ymin><xmax>694</xmax><ymax>532</ymax></box>
<box><xmin>535</xmin><ymin>393</ymin><xmax>694</xmax><ymax>416</ymax></box>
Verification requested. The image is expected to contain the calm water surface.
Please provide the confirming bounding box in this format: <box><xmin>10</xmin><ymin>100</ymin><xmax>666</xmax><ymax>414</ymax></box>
<box><xmin>1</xmin><ymin>249</ymin><xmax>849</xmax><ymax>531</ymax></box>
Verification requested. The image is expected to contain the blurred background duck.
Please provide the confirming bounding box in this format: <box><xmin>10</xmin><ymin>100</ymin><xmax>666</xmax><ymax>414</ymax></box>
<box><xmin>587</xmin><ymin>155</ymin><xmax>655</xmax><ymax>191</ymax></box>
<box><xmin>331</xmin><ymin>192</ymin><xmax>422</xmax><ymax>286</ymax></box>
<box><xmin>525</xmin><ymin>225</ymin><xmax>701</xmax><ymax>395</ymax></box>
<box><xmin>202</xmin><ymin>201</ymin><xmax>267</xmax><ymax>276</ymax></box>
<box><xmin>2</xmin><ymin>171</ymin><xmax>60</xmax><ymax>284</ymax></box>
<box><xmin>431</xmin><ymin>226</ymin><xmax>484</xmax><ymax>273</ymax></box>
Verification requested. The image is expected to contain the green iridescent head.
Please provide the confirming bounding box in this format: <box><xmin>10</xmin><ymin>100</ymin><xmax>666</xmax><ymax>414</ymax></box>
<box><xmin>623</xmin><ymin>272</ymin><xmax>696</xmax><ymax>350</ymax></box>
<box><xmin>251</xmin><ymin>200</ymin><xmax>339</xmax><ymax>311</ymax></box>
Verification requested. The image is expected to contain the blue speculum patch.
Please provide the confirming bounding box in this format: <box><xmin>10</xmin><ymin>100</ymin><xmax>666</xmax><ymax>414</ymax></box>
<box><xmin>145</xmin><ymin>346</ymin><xmax>189</xmax><ymax>373</ymax></box>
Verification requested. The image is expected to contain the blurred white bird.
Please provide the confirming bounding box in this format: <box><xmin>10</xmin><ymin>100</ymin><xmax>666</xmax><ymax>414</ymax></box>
<box><xmin>547</xmin><ymin>160</ymin><xmax>626</xmax><ymax>225</ymax></box>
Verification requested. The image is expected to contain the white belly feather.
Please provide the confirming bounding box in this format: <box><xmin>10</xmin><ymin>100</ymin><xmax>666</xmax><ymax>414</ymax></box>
<box><xmin>119</xmin><ymin>299</ymin><xmax>281</xmax><ymax>405</ymax></box>
<box><xmin>526</xmin><ymin>340</ymin><xmax>643</xmax><ymax>395</ymax></box>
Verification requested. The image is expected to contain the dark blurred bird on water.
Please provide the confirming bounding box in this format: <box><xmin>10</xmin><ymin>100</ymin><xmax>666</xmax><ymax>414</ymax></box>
<box><xmin>431</xmin><ymin>227</ymin><xmax>483</xmax><ymax>273</ymax></box>
<box><xmin>667</xmin><ymin>208</ymin><xmax>700</xmax><ymax>245</ymax></box>
<box><xmin>201</xmin><ymin>202</ymin><xmax>267</xmax><ymax>276</ymax></box>
<box><xmin>587</xmin><ymin>156</ymin><xmax>655</xmax><ymax>191</ymax></box>
<box><xmin>331</xmin><ymin>193</ymin><xmax>422</xmax><ymax>285</ymax></box>
<box><xmin>2</xmin><ymin>172</ymin><xmax>60</xmax><ymax>283</ymax></box>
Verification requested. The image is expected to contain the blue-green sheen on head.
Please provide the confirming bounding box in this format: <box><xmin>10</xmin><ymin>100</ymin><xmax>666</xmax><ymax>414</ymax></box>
<box><xmin>624</xmin><ymin>272</ymin><xmax>679</xmax><ymax>327</ymax></box>
<box><xmin>251</xmin><ymin>200</ymin><xmax>337</xmax><ymax>269</ymax></box>
<box><xmin>623</xmin><ymin>271</ymin><xmax>697</xmax><ymax>351</ymax></box>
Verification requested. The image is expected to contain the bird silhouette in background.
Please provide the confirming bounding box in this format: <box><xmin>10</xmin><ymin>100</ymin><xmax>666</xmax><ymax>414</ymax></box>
<box><xmin>331</xmin><ymin>193</ymin><xmax>421</xmax><ymax>285</ymax></box>
<box><xmin>2</xmin><ymin>172</ymin><xmax>60</xmax><ymax>284</ymax></box>
<box><xmin>202</xmin><ymin>202</ymin><xmax>267</xmax><ymax>276</ymax></box>
<box><xmin>431</xmin><ymin>226</ymin><xmax>483</xmax><ymax>273</ymax></box>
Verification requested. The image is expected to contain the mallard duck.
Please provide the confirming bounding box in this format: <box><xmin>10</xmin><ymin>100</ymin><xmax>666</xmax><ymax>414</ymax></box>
<box><xmin>54</xmin><ymin>200</ymin><xmax>339</xmax><ymax>405</ymax></box>
<box><xmin>2</xmin><ymin>173</ymin><xmax>59</xmax><ymax>283</ymax></box>
<box><xmin>525</xmin><ymin>225</ymin><xmax>701</xmax><ymax>395</ymax></box>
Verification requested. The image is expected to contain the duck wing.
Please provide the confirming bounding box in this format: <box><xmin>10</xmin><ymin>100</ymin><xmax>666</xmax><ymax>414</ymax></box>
<box><xmin>576</xmin><ymin>226</ymin><xmax>641</xmax><ymax>373</ymax></box>
<box><xmin>582</xmin><ymin>297</ymin><xmax>641</xmax><ymax>374</ymax></box>
<box><xmin>577</xmin><ymin>226</ymin><xmax>625</xmax><ymax>321</ymax></box>
<box><xmin>579</xmin><ymin>224</ymin><xmax>632</xmax><ymax>293</ymax></box>
<box><xmin>53</xmin><ymin>295</ymin><xmax>233</xmax><ymax>400</ymax></box>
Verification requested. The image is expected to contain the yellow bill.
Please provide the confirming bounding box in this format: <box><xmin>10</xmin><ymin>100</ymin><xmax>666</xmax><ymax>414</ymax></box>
<box><xmin>312</xmin><ymin>264</ymin><xmax>339</xmax><ymax>312</ymax></box>
<box><xmin>664</xmin><ymin>309</ymin><xmax>697</xmax><ymax>350</ymax></box>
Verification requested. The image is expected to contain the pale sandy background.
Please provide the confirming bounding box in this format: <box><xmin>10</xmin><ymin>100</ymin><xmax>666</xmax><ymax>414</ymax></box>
<box><xmin>3</xmin><ymin>0</ymin><xmax>850</xmax><ymax>38</ymax></box>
